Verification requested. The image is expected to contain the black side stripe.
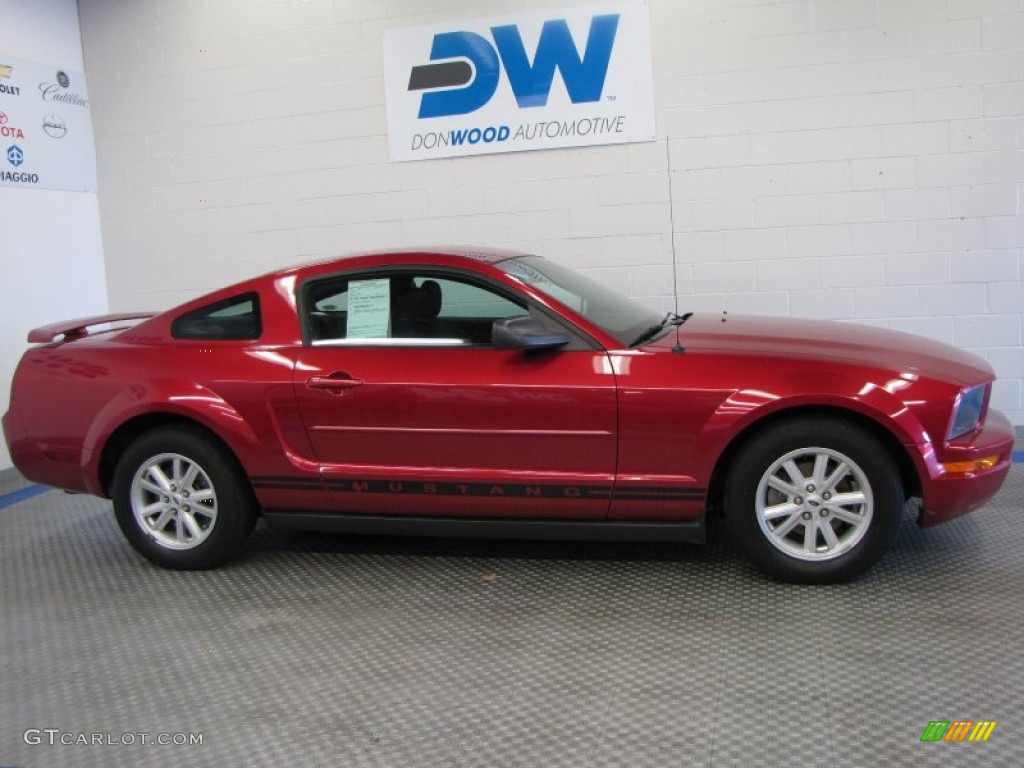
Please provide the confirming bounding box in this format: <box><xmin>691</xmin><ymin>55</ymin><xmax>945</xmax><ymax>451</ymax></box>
<box><xmin>251</xmin><ymin>476</ymin><xmax>707</xmax><ymax>501</ymax></box>
<box><xmin>251</xmin><ymin>478</ymin><xmax>322</xmax><ymax>490</ymax></box>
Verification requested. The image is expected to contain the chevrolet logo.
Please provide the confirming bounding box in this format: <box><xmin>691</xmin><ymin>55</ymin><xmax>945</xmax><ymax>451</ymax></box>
<box><xmin>0</xmin><ymin>64</ymin><xmax>12</xmax><ymax>78</ymax></box>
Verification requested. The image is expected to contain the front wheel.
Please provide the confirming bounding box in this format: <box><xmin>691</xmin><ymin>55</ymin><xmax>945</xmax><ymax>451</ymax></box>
<box><xmin>725</xmin><ymin>417</ymin><xmax>903</xmax><ymax>584</ymax></box>
<box><xmin>111</xmin><ymin>426</ymin><xmax>257</xmax><ymax>569</ymax></box>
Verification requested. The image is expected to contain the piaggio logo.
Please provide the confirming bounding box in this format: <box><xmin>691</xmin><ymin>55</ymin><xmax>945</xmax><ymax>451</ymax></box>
<box><xmin>7</xmin><ymin>144</ymin><xmax>24</xmax><ymax>167</ymax></box>
<box><xmin>408</xmin><ymin>14</ymin><xmax>620</xmax><ymax>119</ymax></box>
<box><xmin>920</xmin><ymin>720</ymin><xmax>997</xmax><ymax>742</ymax></box>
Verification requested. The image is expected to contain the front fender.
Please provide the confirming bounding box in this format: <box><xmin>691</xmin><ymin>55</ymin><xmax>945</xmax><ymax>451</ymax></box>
<box><xmin>693</xmin><ymin>371</ymin><xmax>939</xmax><ymax>487</ymax></box>
<box><xmin>711</xmin><ymin>387</ymin><xmax>927</xmax><ymax>448</ymax></box>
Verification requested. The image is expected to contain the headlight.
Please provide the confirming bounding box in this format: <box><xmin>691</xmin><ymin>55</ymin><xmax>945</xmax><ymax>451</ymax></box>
<box><xmin>947</xmin><ymin>384</ymin><xmax>988</xmax><ymax>441</ymax></box>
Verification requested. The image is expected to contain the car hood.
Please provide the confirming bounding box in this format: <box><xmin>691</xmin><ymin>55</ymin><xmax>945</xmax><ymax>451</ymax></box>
<box><xmin>653</xmin><ymin>314</ymin><xmax>993</xmax><ymax>387</ymax></box>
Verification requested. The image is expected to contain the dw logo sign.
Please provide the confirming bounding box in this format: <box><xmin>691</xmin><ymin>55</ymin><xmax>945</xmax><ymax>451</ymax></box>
<box><xmin>383</xmin><ymin>4</ymin><xmax>656</xmax><ymax>161</ymax></box>
<box><xmin>408</xmin><ymin>15</ymin><xmax>620</xmax><ymax>118</ymax></box>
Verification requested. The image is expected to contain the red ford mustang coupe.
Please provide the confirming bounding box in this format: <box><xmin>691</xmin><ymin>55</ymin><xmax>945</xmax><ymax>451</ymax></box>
<box><xmin>3</xmin><ymin>248</ymin><xmax>1013</xmax><ymax>582</ymax></box>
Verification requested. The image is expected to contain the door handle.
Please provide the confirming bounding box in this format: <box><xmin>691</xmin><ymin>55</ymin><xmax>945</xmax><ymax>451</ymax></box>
<box><xmin>306</xmin><ymin>373</ymin><xmax>364</xmax><ymax>390</ymax></box>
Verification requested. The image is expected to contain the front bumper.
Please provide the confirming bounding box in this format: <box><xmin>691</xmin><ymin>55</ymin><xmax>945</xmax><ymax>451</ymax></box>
<box><xmin>916</xmin><ymin>409</ymin><xmax>1015</xmax><ymax>526</ymax></box>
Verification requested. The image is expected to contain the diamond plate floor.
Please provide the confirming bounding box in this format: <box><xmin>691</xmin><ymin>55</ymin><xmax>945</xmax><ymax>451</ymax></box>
<box><xmin>1</xmin><ymin>468</ymin><xmax>1022</xmax><ymax>768</ymax></box>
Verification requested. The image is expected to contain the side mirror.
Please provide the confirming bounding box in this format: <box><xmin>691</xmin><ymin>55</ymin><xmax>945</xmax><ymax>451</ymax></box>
<box><xmin>492</xmin><ymin>316</ymin><xmax>570</xmax><ymax>351</ymax></box>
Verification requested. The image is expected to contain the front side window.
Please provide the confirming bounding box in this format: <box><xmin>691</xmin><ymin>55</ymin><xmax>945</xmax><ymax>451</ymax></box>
<box><xmin>171</xmin><ymin>292</ymin><xmax>261</xmax><ymax>340</ymax></box>
<box><xmin>500</xmin><ymin>256</ymin><xmax>661</xmax><ymax>347</ymax></box>
<box><xmin>306</xmin><ymin>273</ymin><xmax>529</xmax><ymax>346</ymax></box>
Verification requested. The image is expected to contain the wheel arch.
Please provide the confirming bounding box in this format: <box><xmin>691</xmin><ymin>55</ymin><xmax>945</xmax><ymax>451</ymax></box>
<box><xmin>81</xmin><ymin>378</ymin><xmax>264</xmax><ymax>497</ymax></box>
<box><xmin>97</xmin><ymin>412</ymin><xmax>255</xmax><ymax>501</ymax></box>
<box><xmin>705</xmin><ymin>404</ymin><xmax>920</xmax><ymax>519</ymax></box>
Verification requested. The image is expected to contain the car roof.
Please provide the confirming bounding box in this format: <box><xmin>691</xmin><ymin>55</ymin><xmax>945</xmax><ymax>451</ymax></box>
<box><xmin>269</xmin><ymin>246</ymin><xmax>529</xmax><ymax>280</ymax></box>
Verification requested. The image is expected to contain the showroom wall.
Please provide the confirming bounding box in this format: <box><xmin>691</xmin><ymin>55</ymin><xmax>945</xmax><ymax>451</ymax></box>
<box><xmin>78</xmin><ymin>0</ymin><xmax>1023</xmax><ymax>426</ymax></box>
<box><xmin>0</xmin><ymin>0</ymin><xmax>108</xmax><ymax>470</ymax></box>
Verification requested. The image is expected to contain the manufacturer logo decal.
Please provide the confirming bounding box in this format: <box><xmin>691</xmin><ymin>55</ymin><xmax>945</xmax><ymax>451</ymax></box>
<box><xmin>42</xmin><ymin>113</ymin><xmax>67</xmax><ymax>138</ymax></box>
<box><xmin>38</xmin><ymin>73</ymin><xmax>88</xmax><ymax>107</ymax></box>
<box><xmin>0</xmin><ymin>112</ymin><xmax>26</xmax><ymax>139</ymax></box>
<box><xmin>6</xmin><ymin>144</ymin><xmax>24</xmax><ymax>167</ymax></box>
<box><xmin>0</xmin><ymin>63</ymin><xmax>20</xmax><ymax>96</ymax></box>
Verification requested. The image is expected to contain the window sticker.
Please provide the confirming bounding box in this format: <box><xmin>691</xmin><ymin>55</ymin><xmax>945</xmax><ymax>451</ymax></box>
<box><xmin>346</xmin><ymin>279</ymin><xmax>391</xmax><ymax>338</ymax></box>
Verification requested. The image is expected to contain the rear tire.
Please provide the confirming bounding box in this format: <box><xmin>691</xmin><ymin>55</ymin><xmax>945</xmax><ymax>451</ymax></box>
<box><xmin>111</xmin><ymin>426</ymin><xmax>256</xmax><ymax>569</ymax></box>
<box><xmin>725</xmin><ymin>417</ymin><xmax>902</xmax><ymax>584</ymax></box>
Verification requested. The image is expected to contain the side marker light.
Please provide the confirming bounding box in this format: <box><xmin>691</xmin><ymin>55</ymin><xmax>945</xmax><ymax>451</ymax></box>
<box><xmin>941</xmin><ymin>456</ymin><xmax>1000</xmax><ymax>474</ymax></box>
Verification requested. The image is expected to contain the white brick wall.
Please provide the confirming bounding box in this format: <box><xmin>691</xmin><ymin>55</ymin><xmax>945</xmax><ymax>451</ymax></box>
<box><xmin>78</xmin><ymin>0</ymin><xmax>1024</xmax><ymax>426</ymax></box>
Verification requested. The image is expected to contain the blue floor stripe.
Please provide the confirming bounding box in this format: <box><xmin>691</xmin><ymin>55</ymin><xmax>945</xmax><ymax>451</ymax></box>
<box><xmin>1013</xmin><ymin>450</ymin><xmax>1024</xmax><ymax>464</ymax></box>
<box><xmin>0</xmin><ymin>483</ymin><xmax>51</xmax><ymax>510</ymax></box>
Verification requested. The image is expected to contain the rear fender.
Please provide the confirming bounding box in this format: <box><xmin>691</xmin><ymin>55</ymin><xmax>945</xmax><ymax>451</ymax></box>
<box><xmin>81</xmin><ymin>379</ymin><xmax>260</xmax><ymax>496</ymax></box>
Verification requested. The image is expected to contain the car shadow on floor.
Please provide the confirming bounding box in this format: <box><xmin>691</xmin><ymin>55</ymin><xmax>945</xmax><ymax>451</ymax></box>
<box><xmin>248</xmin><ymin>521</ymin><xmax>727</xmax><ymax>565</ymax></box>
<box><xmin>235</xmin><ymin>499</ymin><xmax>985</xmax><ymax>581</ymax></box>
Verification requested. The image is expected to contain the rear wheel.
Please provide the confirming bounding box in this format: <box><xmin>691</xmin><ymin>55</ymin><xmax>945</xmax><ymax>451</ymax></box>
<box><xmin>111</xmin><ymin>426</ymin><xmax>256</xmax><ymax>569</ymax></box>
<box><xmin>725</xmin><ymin>417</ymin><xmax>903</xmax><ymax>583</ymax></box>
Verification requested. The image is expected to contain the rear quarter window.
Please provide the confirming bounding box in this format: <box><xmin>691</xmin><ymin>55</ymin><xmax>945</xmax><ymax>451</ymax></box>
<box><xmin>171</xmin><ymin>292</ymin><xmax>262</xmax><ymax>340</ymax></box>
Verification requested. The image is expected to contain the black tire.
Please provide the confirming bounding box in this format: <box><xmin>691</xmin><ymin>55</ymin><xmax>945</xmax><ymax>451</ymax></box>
<box><xmin>111</xmin><ymin>425</ymin><xmax>257</xmax><ymax>569</ymax></box>
<box><xmin>724</xmin><ymin>417</ymin><xmax>903</xmax><ymax>584</ymax></box>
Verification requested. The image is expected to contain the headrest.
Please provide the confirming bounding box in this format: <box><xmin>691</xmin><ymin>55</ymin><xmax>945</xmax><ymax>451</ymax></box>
<box><xmin>419</xmin><ymin>280</ymin><xmax>442</xmax><ymax>319</ymax></box>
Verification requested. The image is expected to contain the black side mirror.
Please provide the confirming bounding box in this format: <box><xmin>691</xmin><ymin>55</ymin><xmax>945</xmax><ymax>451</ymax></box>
<box><xmin>492</xmin><ymin>316</ymin><xmax>570</xmax><ymax>351</ymax></box>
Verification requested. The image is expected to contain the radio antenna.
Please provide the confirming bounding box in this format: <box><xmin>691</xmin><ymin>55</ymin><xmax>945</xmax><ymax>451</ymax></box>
<box><xmin>665</xmin><ymin>137</ymin><xmax>686</xmax><ymax>353</ymax></box>
<box><xmin>665</xmin><ymin>137</ymin><xmax>680</xmax><ymax>317</ymax></box>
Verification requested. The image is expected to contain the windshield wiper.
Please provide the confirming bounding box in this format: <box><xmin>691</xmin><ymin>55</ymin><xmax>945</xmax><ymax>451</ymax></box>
<box><xmin>630</xmin><ymin>313</ymin><xmax>671</xmax><ymax>347</ymax></box>
<box><xmin>630</xmin><ymin>311</ymin><xmax>693</xmax><ymax>347</ymax></box>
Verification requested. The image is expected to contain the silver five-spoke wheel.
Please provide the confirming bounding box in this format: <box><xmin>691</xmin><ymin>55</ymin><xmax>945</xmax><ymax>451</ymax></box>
<box><xmin>725</xmin><ymin>417</ymin><xmax>902</xmax><ymax>583</ymax></box>
<box><xmin>113</xmin><ymin>426</ymin><xmax>256</xmax><ymax>569</ymax></box>
<box><xmin>130</xmin><ymin>452</ymin><xmax>218</xmax><ymax>550</ymax></box>
<box><xmin>756</xmin><ymin>447</ymin><xmax>873</xmax><ymax>561</ymax></box>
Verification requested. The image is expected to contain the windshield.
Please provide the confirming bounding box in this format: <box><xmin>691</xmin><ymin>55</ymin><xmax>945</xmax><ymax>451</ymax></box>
<box><xmin>500</xmin><ymin>256</ymin><xmax>663</xmax><ymax>347</ymax></box>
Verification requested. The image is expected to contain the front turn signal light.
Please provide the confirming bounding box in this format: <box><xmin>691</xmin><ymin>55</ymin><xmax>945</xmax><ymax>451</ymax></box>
<box><xmin>941</xmin><ymin>455</ymin><xmax>1001</xmax><ymax>474</ymax></box>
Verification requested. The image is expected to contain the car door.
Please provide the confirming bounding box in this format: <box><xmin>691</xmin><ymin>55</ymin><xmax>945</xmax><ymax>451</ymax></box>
<box><xmin>292</xmin><ymin>269</ymin><xmax>618</xmax><ymax>519</ymax></box>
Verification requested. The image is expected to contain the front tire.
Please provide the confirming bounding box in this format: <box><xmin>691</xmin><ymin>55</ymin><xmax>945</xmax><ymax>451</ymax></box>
<box><xmin>111</xmin><ymin>426</ymin><xmax>257</xmax><ymax>569</ymax></box>
<box><xmin>725</xmin><ymin>417</ymin><xmax>903</xmax><ymax>584</ymax></box>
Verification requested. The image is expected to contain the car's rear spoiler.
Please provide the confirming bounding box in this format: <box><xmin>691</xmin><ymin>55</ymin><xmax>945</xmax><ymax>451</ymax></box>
<box><xmin>27</xmin><ymin>313</ymin><xmax>155</xmax><ymax>344</ymax></box>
